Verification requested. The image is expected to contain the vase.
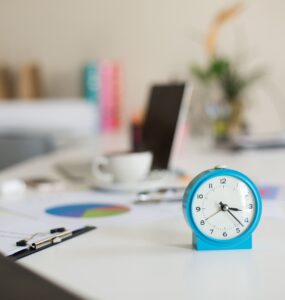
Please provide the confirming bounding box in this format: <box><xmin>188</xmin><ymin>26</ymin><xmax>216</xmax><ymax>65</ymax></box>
<box><xmin>227</xmin><ymin>100</ymin><xmax>245</xmax><ymax>135</ymax></box>
<box><xmin>210</xmin><ymin>100</ymin><xmax>245</xmax><ymax>142</ymax></box>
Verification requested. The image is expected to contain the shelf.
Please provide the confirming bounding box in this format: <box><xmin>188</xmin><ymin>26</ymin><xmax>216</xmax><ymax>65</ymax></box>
<box><xmin>0</xmin><ymin>99</ymin><xmax>98</xmax><ymax>136</ymax></box>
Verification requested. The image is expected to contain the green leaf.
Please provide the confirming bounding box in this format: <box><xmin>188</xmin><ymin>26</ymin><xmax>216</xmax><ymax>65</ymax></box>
<box><xmin>191</xmin><ymin>55</ymin><xmax>265</xmax><ymax>102</ymax></box>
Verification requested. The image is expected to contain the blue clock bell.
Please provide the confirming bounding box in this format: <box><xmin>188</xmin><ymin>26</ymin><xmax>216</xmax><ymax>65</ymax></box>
<box><xmin>183</xmin><ymin>166</ymin><xmax>262</xmax><ymax>250</ymax></box>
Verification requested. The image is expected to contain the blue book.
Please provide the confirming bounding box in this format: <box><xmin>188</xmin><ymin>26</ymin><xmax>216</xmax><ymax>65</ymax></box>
<box><xmin>83</xmin><ymin>63</ymin><xmax>99</xmax><ymax>103</ymax></box>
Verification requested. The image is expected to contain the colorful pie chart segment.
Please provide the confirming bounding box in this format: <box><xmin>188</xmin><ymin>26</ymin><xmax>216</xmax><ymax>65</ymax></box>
<box><xmin>46</xmin><ymin>203</ymin><xmax>130</xmax><ymax>218</ymax></box>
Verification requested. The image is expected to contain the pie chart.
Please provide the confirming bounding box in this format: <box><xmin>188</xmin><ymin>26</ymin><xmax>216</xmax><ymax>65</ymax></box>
<box><xmin>46</xmin><ymin>203</ymin><xmax>130</xmax><ymax>218</ymax></box>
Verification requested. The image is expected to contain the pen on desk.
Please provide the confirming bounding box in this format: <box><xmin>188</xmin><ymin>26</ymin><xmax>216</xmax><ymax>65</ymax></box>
<box><xmin>133</xmin><ymin>189</ymin><xmax>184</xmax><ymax>205</ymax></box>
<box><xmin>134</xmin><ymin>197</ymin><xmax>182</xmax><ymax>205</ymax></box>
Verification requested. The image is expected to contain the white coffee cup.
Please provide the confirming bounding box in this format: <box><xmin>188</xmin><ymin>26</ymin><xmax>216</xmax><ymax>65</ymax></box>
<box><xmin>92</xmin><ymin>151</ymin><xmax>153</xmax><ymax>183</ymax></box>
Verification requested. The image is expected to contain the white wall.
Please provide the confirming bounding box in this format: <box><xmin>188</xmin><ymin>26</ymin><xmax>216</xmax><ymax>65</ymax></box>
<box><xmin>0</xmin><ymin>0</ymin><xmax>284</xmax><ymax>133</ymax></box>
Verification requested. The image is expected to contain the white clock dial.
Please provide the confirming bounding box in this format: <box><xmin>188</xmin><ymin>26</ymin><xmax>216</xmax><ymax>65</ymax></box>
<box><xmin>192</xmin><ymin>175</ymin><xmax>256</xmax><ymax>240</ymax></box>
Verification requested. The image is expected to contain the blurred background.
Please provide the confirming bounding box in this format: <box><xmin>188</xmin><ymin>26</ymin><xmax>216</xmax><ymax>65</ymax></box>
<box><xmin>0</xmin><ymin>0</ymin><xmax>284</xmax><ymax>169</ymax></box>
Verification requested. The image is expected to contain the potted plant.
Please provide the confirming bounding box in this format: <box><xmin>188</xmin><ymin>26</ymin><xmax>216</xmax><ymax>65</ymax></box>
<box><xmin>191</xmin><ymin>3</ymin><xmax>265</xmax><ymax>141</ymax></box>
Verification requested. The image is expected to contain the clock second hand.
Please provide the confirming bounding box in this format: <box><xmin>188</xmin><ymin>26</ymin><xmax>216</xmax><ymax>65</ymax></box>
<box><xmin>205</xmin><ymin>209</ymin><xmax>221</xmax><ymax>221</ymax></box>
<box><xmin>219</xmin><ymin>202</ymin><xmax>244</xmax><ymax>227</ymax></box>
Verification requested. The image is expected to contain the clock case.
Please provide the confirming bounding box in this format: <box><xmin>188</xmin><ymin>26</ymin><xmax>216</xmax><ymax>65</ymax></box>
<box><xmin>183</xmin><ymin>168</ymin><xmax>262</xmax><ymax>251</ymax></box>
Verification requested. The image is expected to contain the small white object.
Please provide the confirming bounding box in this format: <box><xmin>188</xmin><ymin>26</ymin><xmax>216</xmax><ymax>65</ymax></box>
<box><xmin>0</xmin><ymin>179</ymin><xmax>27</xmax><ymax>196</ymax></box>
<box><xmin>92</xmin><ymin>151</ymin><xmax>153</xmax><ymax>183</ymax></box>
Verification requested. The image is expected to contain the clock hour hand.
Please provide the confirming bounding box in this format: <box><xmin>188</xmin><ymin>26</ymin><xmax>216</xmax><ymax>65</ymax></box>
<box><xmin>230</xmin><ymin>207</ymin><xmax>252</xmax><ymax>212</ymax></box>
<box><xmin>228</xmin><ymin>207</ymin><xmax>243</xmax><ymax>212</ymax></box>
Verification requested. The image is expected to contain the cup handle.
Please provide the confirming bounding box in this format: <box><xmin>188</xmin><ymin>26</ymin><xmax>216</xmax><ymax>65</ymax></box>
<box><xmin>92</xmin><ymin>156</ymin><xmax>113</xmax><ymax>183</ymax></box>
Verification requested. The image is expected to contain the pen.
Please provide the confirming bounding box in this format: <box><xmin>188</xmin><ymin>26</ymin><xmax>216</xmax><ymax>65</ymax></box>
<box><xmin>133</xmin><ymin>189</ymin><xmax>184</xmax><ymax>205</ymax></box>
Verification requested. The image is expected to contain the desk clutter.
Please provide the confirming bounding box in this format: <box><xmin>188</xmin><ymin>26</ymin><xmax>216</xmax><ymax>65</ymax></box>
<box><xmin>0</xmin><ymin>189</ymin><xmax>184</xmax><ymax>259</ymax></box>
<box><xmin>0</xmin><ymin>173</ymin><xmax>283</xmax><ymax>259</ymax></box>
<box><xmin>0</xmin><ymin>203</ymin><xmax>95</xmax><ymax>259</ymax></box>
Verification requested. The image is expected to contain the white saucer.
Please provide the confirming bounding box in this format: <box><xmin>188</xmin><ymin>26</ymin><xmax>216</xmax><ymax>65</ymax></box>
<box><xmin>92</xmin><ymin>170</ymin><xmax>185</xmax><ymax>193</ymax></box>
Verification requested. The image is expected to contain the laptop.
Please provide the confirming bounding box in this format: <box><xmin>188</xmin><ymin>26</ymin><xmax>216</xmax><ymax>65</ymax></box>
<box><xmin>142</xmin><ymin>82</ymin><xmax>193</xmax><ymax>171</ymax></box>
<box><xmin>56</xmin><ymin>82</ymin><xmax>193</xmax><ymax>185</ymax></box>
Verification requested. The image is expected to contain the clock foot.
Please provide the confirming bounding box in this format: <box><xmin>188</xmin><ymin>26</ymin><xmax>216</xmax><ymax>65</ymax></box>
<box><xmin>192</xmin><ymin>234</ymin><xmax>252</xmax><ymax>251</ymax></box>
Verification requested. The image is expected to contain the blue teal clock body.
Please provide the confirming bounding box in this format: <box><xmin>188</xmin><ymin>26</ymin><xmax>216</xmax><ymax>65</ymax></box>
<box><xmin>183</xmin><ymin>167</ymin><xmax>262</xmax><ymax>251</ymax></box>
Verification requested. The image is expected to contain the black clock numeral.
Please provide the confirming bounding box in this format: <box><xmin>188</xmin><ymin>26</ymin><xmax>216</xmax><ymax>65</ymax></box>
<box><xmin>220</xmin><ymin>178</ymin><xmax>226</xmax><ymax>184</ymax></box>
<box><xmin>196</xmin><ymin>207</ymin><xmax>201</xmax><ymax>212</ymax></box>
<box><xmin>209</xmin><ymin>183</ymin><xmax>213</xmax><ymax>189</ymax></box>
<box><xmin>248</xmin><ymin>204</ymin><xmax>253</xmax><ymax>209</ymax></box>
<box><xmin>244</xmin><ymin>218</ymin><xmax>249</xmax><ymax>223</ymax></box>
<box><xmin>210</xmin><ymin>229</ymin><xmax>214</xmax><ymax>235</ymax></box>
<box><xmin>197</xmin><ymin>194</ymin><xmax>203</xmax><ymax>199</ymax></box>
<box><xmin>200</xmin><ymin>220</ymin><xmax>205</xmax><ymax>225</ymax></box>
<box><xmin>236</xmin><ymin>228</ymin><xmax>240</xmax><ymax>233</ymax></box>
<box><xmin>223</xmin><ymin>232</ymin><xmax>227</xmax><ymax>237</ymax></box>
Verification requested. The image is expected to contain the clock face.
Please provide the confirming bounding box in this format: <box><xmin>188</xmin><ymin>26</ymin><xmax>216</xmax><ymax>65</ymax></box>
<box><xmin>192</xmin><ymin>175</ymin><xmax>256</xmax><ymax>240</ymax></box>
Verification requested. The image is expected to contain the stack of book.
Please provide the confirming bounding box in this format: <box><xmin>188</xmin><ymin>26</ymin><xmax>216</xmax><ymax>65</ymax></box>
<box><xmin>83</xmin><ymin>61</ymin><xmax>122</xmax><ymax>132</ymax></box>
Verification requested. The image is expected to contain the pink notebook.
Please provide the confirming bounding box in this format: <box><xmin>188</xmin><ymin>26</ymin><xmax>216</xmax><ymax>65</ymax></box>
<box><xmin>100</xmin><ymin>61</ymin><xmax>122</xmax><ymax>132</ymax></box>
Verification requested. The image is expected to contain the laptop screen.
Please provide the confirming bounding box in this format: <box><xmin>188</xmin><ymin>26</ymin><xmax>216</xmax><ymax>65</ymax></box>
<box><xmin>142</xmin><ymin>83</ymin><xmax>186</xmax><ymax>170</ymax></box>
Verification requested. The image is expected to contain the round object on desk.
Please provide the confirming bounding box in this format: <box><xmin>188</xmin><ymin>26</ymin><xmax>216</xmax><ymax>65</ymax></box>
<box><xmin>183</xmin><ymin>167</ymin><xmax>262</xmax><ymax>250</ymax></box>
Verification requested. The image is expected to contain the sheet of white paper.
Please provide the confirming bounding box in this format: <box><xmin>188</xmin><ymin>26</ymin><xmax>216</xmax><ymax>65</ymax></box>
<box><xmin>1</xmin><ymin>183</ymin><xmax>285</xmax><ymax>257</ymax></box>
<box><xmin>0</xmin><ymin>190</ymin><xmax>182</xmax><ymax>256</ymax></box>
<box><xmin>0</xmin><ymin>209</ymin><xmax>82</xmax><ymax>256</ymax></box>
<box><xmin>0</xmin><ymin>190</ymin><xmax>182</xmax><ymax>230</ymax></box>
<box><xmin>256</xmin><ymin>183</ymin><xmax>285</xmax><ymax>219</ymax></box>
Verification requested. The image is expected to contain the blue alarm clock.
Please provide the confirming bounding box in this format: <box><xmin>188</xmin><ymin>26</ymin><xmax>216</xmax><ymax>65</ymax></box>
<box><xmin>183</xmin><ymin>166</ymin><xmax>262</xmax><ymax>250</ymax></box>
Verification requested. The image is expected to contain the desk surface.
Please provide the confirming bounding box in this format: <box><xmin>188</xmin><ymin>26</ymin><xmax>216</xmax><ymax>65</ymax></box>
<box><xmin>0</xmin><ymin>135</ymin><xmax>284</xmax><ymax>300</ymax></box>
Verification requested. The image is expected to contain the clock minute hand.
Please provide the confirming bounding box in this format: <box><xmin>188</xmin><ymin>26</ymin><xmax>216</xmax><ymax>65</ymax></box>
<box><xmin>219</xmin><ymin>202</ymin><xmax>244</xmax><ymax>227</ymax></box>
<box><xmin>227</xmin><ymin>210</ymin><xmax>244</xmax><ymax>227</ymax></box>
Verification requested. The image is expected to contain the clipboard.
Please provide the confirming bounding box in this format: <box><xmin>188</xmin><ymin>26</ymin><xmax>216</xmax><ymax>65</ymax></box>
<box><xmin>1</xmin><ymin>253</ymin><xmax>83</xmax><ymax>299</ymax></box>
<box><xmin>9</xmin><ymin>226</ymin><xmax>96</xmax><ymax>261</ymax></box>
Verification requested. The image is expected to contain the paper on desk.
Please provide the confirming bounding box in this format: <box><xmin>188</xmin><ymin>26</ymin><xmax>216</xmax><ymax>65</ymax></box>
<box><xmin>0</xmin><ymin>190</ymin><xmax>182</xmax><ymax>229</ymax></box>
<box><xmin>1</xmin><ymin>183</ymin><xmax>285</xmax><ymax>256</ymax></box>
<box><xmin>257</xmin><ymin>182</ymin><xmax>285</xmax><ymax>220</ymax></box>
<box><xmin>0</xmin><ymin>209</ymin><xmax>81</xmax><ymax>256</ymax></box>
<box><xmin>1</xmin><ymin>182</ymin><xmax>285</xmax><ymax>232</ymax></box>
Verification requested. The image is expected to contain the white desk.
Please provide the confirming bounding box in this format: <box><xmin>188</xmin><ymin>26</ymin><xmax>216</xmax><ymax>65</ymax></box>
<box><xmin>1</xmin><ymin>136</ymin><xmax>285</xmax><ymax>300</ymax></box>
